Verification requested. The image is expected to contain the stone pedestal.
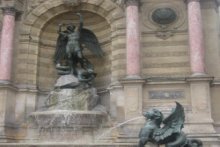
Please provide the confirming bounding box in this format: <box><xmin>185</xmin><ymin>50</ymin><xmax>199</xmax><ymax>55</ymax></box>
<box><xmin>186</xmin><ymin>75</ymin><xmax>215</xmax><ymax>133</ymax></box>
<box><xmin>25</xmin><ymin>73</ymin><xmax>108</xmax><ymax>143</ymax></box>
<box><xmin>115</xmin><ymin>78</ymin><xmax>145</xmax><ymax>143</ymax></box>
<box><xmin>120</xmin><ymin>78</ymin><xmax>145</xmax><ymax>120</ymax></box>
<box><xmin>0</xmin><ymin>82</ymin><xmax>17</xmax><ymax>142</ymax></box>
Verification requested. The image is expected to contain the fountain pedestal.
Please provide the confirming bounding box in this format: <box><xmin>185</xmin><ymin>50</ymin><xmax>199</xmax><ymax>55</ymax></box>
<box><xmin>26</xmin><ymin>75</ymin><xmax>107</xmax><ymax>143</ymax></box>
<box><xmin>27</xmin><ymin>110</ymin><xmax>106</xmax><ymax>143</ymax></box>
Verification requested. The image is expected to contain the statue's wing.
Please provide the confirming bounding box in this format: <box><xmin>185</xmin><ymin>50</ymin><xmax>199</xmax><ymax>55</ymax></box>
<box><xmin>54</xmin><ymin>32</ymin><xmax>68</xmax><ymax>64</ymax></box>
<box><xmin>80</xmin><ymin>28</ymin><xmax>104</xmax><ymax>57</ymax></box>
<box><xmin>153</xmin><ymin>102</ymin><xmax>185</xmax><ymax>143</ymax></box>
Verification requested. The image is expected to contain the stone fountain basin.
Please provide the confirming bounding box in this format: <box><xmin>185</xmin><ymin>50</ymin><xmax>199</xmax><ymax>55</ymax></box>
<box><xmin>29</xmin><ymin>110</ymin><xmax>105</xmax><ymax>129</ymax></box>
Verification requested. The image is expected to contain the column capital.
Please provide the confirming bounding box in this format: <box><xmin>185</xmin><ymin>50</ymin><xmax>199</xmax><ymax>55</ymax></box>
<box><xmin>125</xmin><ymin>0</ymin><xmax>139</xmax><ymax>7</ymax></box>
<box><xmin>185</xmin><ymin>0</ymin><xmax>200</xmax><ymax>3</ymax></box>
<box><xmin>1</xmin><ymin>7</ymin><xmax>17</xmax><ymax>16</ymax></box>
<box><xmin>216</xmin><ymin>0</ymin><xmax>220</xmax><ymax>5</ymax></box>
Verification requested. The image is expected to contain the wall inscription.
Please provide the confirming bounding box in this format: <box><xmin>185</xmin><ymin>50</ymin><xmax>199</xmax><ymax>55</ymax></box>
<box><xmin>149</xmin><ymin>90</ymin><xmax>185</xmax><ymax>99</ymax></box>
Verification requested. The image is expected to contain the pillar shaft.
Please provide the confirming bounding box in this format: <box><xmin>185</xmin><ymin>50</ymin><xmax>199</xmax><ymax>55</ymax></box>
<box><xmin>187</xmin><ymin>0</ymin><xmax>205</xmax><ymax>75</ymax></box>
<box><xmin>126</xmin><ymin>0</ymin><xmax>140</xmax><ymax>77</ymax></box>
<box><xmin>0</xmin><ymin>7</ymin><xmax>16</xmax><ymax>81</ymax></box>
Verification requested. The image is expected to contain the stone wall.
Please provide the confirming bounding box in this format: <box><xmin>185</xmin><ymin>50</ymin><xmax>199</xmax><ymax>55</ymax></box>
<box><xmin>140</xmin><ymin>0</ymin><xmax>190</xmax><ymax>77</ymax></box>
<box><xmin>15</xmin><ymin>0</ymin><xmax>126</xmax><ymax>88</ymax></box>
<box><xmin>0</xmin><ymin>0</ymin><xmax>220</xmax><ymax>145</ymax></box>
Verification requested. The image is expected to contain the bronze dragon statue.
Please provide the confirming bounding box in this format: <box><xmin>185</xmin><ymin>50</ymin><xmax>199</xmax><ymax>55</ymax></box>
<box><xmin>138</xmin><ymin>102</ymin><xmax>203</xmax><ymax>147</ymax></box>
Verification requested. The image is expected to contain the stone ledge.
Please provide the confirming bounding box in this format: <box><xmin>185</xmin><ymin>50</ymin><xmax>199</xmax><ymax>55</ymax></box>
<box><xmin>0</xmin><ymin>143</ymin><xmax>138</xmax><ymax>147</ymax></box>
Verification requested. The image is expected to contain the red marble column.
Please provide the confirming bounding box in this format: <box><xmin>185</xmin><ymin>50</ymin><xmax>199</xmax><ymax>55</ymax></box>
<box><xmin>187</xmin><ymin>0</ymin><xmax>206</xmax><ymax>75</ymax></box>
<box><xmin>125</xmin><ymin>0</ymin><xmax>140</xmax><ymax>77</ymax></box>
<box><xmin>0</xmin><ymin>7</ymin><xmax>16</xmax><ymax>81</ymax></box>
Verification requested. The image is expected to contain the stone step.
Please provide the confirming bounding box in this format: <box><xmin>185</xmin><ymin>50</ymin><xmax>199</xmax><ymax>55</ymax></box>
<box><xmin>0</xmin><ymin>143</ymin><xmax>138</xmax><ymax>147</ymax></box>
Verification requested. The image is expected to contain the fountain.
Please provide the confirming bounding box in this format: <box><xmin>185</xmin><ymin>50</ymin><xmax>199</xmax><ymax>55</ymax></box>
<box><xmin>26</xmin><ymin>13</ymin><xmax>106</xmax><ymax>144</ymax></box>
<box><xmin>23</xmin><ymin>13</ymin><xmax>138</xmax><ymax>147</ymax></box>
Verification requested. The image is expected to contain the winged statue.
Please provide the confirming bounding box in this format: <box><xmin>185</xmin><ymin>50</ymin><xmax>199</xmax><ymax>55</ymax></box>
<box><xmin>138</xmin><ymin>102</ymin><xmax>203</xmax><ymax>147</ymax></box>
<box><xmin>54</xmin><ymin>13</ymin><xmax>103</xmax><ymax>85</ymax></box>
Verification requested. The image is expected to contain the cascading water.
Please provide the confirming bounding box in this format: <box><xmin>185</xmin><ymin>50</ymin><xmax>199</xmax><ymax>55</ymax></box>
<box><xmin>96</xmin><ymin>116</ymin><xmax>144</xmax><ymax>141</ymax></box>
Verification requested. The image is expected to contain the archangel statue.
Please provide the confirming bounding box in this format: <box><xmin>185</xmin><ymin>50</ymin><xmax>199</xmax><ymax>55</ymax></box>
<box><xmin>54</xmin><ymin>13</ymin><xmax>103</xmax><ymax>87</ymax></box>
<box><xmin>138</xmin><ymin>102</ymin><xmax>203</xmax><ymax>147</ymax></box>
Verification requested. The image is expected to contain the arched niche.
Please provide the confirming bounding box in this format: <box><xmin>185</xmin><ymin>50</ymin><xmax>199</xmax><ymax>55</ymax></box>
<box><xmin>38</xmin><ymin>11</ymin><xmax>111</xmax><ymax>91</ymax></box>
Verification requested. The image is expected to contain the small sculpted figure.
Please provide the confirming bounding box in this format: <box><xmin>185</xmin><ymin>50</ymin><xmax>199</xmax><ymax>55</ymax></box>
<box><xmin>54</xmin><ymin>13</ymin><xmax>103</xmax><ymax>86</ymax></box>
<box><xmin>138</xmin><ymin>102</ymin><xmax>203</xmax><ymax>147</ymax></box>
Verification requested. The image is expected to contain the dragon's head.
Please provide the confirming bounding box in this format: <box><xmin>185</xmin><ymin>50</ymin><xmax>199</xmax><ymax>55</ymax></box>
<box><xmin>143</xmin><ymin>109</ymin><xmax>163</xmax><ymax>125</ymax></box>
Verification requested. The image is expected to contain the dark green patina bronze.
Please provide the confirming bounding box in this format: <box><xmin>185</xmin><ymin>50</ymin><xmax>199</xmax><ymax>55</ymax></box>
<box><xmin>138</xmin><ymin>102</ymin><xmax>203</xmax><ymax>147</ymax></box>
<box><xmin>54</xmin><ymin>13</ymin><xmax>103</xmax><ymax>87</ymax></box>
<box><xmin>152</xmin><ymin>8</ymin><xmax>177</xmax><ymax>25</ymax></box>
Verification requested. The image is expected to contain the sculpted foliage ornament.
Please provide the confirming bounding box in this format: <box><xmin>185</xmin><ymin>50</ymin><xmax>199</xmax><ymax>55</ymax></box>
<box><xmin>138</xmin><ymin>102</ymin><xmax>203</xmax><ymax>147</ymax></box>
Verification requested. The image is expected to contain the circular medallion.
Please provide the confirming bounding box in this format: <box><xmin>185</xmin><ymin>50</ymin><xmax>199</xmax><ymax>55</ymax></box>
<box><xmin>152</xmin><ymin>8</ymin><xmax>177</xmax><ymax>25</ymax></box>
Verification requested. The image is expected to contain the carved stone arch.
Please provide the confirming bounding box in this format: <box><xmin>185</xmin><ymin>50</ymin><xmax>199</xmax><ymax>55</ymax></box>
<box><xmin>16</xmin><ymin>0</ymin><xmax>126</xmax><ymax>89</ymax></box>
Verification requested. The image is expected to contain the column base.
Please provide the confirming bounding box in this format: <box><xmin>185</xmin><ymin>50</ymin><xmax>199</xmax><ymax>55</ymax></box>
<box><xmin>190</xmin><ymin>72</ymin><xmax>208</xmax><ymax>77</ymax></box>
<box><xmin>186</xmin><ymin>75</ymin><xmax>216</xmax><ymax>136</ymax></box>
<box><xmin>0</xmin><ymin>83</ymin><xmax>18</xmax><ymax>142</ymax></box>
<box><xmin>125</xmin><ymin>75</ymin><xmax>142</xmax><ymax>80</ymax></box>
<box><xmin>0</xmin><ymin>123</ymin><xmax>19</xmax><ymax>143</ymax></box>
<box><xmin>0</xmin><ymin>80</ymin><xmax>11</xmax><ymax>85</ymax></box>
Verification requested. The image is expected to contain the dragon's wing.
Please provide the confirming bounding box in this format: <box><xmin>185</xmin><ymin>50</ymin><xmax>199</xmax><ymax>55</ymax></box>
<box><xmin>54</xmin><ymin>32</ymin><xmax>68</xmax><ymax>64</ymax></box>
<box><xmin>80</xmin><ymin>28</ymin><xmax>104</xmax><ymax>57</ymax></box>
<box><xmin>153</xmin><ymin>102</ymin><xmax>185</xmax><ymax>143</ymax></box>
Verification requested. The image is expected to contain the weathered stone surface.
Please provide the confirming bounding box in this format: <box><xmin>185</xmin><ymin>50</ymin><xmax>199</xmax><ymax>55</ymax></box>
<box><xmin>27</xmin><ymin>110</ymin><xmax>107</xmax><ymax>143</ymax></box>
<box><xmin>55</xmin><ymin>75</ymin><xmax>79</xmax><ymax>88</ymax></box>
<box><xmin>29</xmin><ymin>110</ymin><xmax>105</xmax><ymax>129</ymax></box>
<box><xmin>45</xmin><ymin>87</ymin><xmax>99</xmax><ymax>111</ymax></box>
